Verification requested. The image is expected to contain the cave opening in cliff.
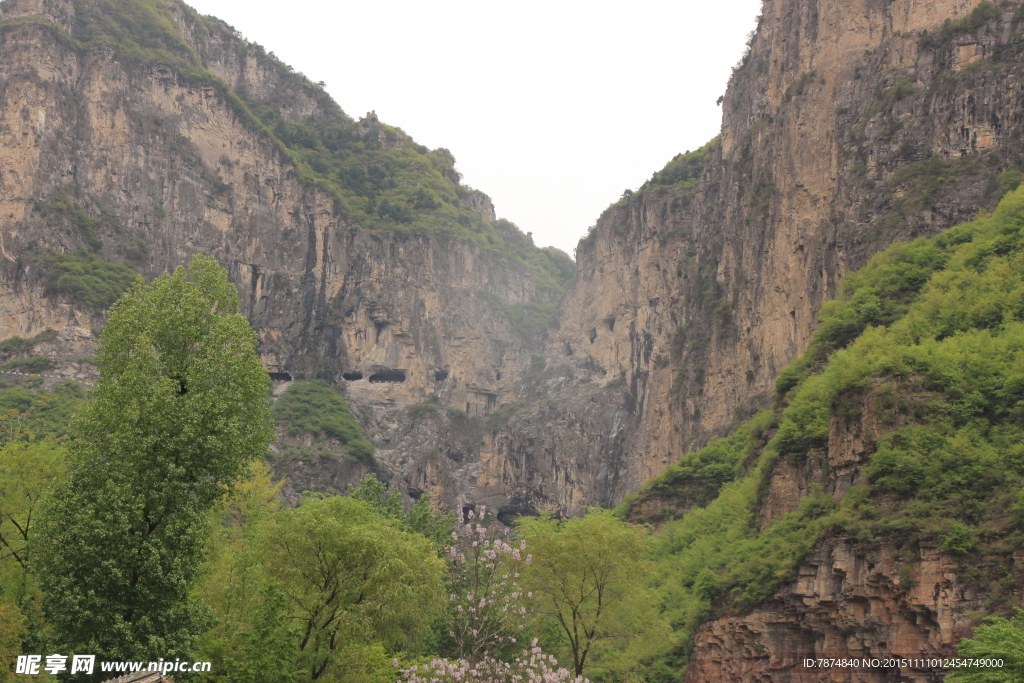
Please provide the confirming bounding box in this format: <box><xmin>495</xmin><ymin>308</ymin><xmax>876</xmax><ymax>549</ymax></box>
<box><xmin>267</xmin><ymin>371</ymin><xmax>292</xmax><ymax>381</ymax></box>
<box><xmin>369</xmin><ymin>368</ymin><xmax>406</xmax><ymax>383</ymax></box>
<box><xmin>342</xmin><ymin>372</ymin><xmax>363</xmax><ymax>381</ymax></box>
<box><xmin>434</xmin><ymin>369</ymin><xmax>449</xmax><ymax>381</ymax></box>
<box><xmin>496</xmin><ymin>504</ymin><xmax>537</xmax><ymax>527</ymax></box>
<box><xmin>604</xmin><ymin>317</ymin><xmax>616</xmax><ymax>332</ymax></box>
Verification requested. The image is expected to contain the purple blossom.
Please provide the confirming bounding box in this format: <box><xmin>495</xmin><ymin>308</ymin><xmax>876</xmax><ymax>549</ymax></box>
<box><xmin>443</xmin><ymin>508</ymin><xmax>533</xmax><ymax>668</ymax></box>
<box><xmin>397</xmin><ymin>650</ymin><xmax>589</xmax><ymax>683</ymax></box>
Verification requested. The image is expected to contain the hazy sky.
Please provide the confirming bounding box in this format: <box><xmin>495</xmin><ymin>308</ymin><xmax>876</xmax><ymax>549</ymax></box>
<box><xmin>186</xmin><ymin>0</ymin><xmax>763</xmax><ymax>256</ymax></box>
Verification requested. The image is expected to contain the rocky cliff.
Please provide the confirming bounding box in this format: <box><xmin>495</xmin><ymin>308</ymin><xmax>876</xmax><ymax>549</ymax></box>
<box><xmin>1</xmin><ymin>0</ymin><xmax>1020</xmax><ymax>515</ymax></box>
<box><xmin>0</xmin><ymin>0</ymin><xmax>575</xmax><ymax>510</ymax></box>
<box><xmin>479</xmin><ymin>0</ymin><xmax>1024</xmax><ymax>516</ymax></box>
<box><xmin>493</xmin><ymin>0</ymin><xmax>1024</xmax><ymax>678</ymax></box>
<box><xmin>686</xmin><ymin>539</ymin><xmax>982</xmax><ymax>683</ymax></box>
<box><xmin>677</xmin><ymin>377</ymin><xmax>996</xmax><ymax>682</ymax></box>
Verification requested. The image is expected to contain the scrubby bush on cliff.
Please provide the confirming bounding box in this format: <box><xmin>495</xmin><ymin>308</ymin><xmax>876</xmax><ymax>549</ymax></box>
<box><xmin>20</xmin><ymin>250</ymin><xmax>139</xmax><ymax>313</ymax></box>
<box><xmin>272</xmin><ymin>380</ymin><xmax>374</xmax><ymax>463</ymax></box>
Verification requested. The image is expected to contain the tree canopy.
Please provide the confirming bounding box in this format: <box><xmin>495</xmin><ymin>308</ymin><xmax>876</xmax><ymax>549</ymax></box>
<box><xmin>35</xmin><ymin>255</ymin><xmax>273</xmax><ymax>662</ymax></box>
<box><xmin>518</xmin><ymin>510</ymin><xmax>670</xmax><ymax>680</ymax></box>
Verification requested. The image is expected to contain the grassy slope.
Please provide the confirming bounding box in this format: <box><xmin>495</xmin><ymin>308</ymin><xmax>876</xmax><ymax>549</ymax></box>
<box><xmin>623</xmin><ymin>185</ymin><xmax>1024</xmax><ymax>679</ymax></box>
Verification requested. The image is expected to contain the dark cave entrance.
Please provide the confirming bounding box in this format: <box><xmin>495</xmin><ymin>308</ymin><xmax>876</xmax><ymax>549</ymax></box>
<box><xmin>369</xmin><ymin>369</ymin><xmax>407</xmax><ymax>383</ymax></box>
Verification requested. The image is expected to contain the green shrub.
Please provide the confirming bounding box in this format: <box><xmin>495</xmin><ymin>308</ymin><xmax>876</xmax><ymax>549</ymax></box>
<box><xmin>783</xmin><ymin>71</ymin><xmax>817</xmax><ymax>103</ymax></box>
<box><xmin>21</xmin><ymin>250</ymin><xmax>139</xmax><ymax>312</ymax></box>
<box><xmin>0</xmin><ymin>356</ymin><xmax>55</xmax><ymax>373</ymax></box>
<box><xmin>940</xmin><ymin>521</ymin><xmax>978</xmax><ymax>556</ymax></box>
<box><xmin>34</xmin><ymin>187</ymin><xmax>121</xmax><ymax>251</ymax></box>
<box><xmin>407</xmin><ymin>397</ymin><xmax>441</xmax><ymax>420</ymax></box>
<box><xmin>0</xmin><ymin>329</ymin><xmax>57</xmax><ymax>355</ymax></box>
<box><xmin>271</xmin><ymin>380</ymin><xmax>374</xmax><ymax>462</ymax></box>
<box><xmin>645</xmin><ymin>139</ymin><xmax>717</xmax><ymax>191</ymax></box>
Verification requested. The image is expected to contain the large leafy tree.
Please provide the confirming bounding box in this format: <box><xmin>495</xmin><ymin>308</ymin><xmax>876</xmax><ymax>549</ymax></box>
<box><xmin>517</xmin><ymin>510</ymin><xmax>671</xmax><ymax>680</ymax></box>
<box><xmin>35</xmin><ymin>255</ymin><xmax>273</xmax><ymax>662</ymax></box>
<box><xmin>255</xmin><ymin>495</ymin><xmax>445</xmax><ymax>681</ymax></box>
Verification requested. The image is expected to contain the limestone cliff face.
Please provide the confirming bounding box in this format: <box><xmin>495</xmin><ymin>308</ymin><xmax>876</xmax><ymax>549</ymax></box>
<box><xmin>2</xmin><ymin>0</ymin><xmax>1022</xmax><ymax>674</ymax></box>
<box><xmin>0</xmin><ymin>0</ymin><xmax>556</xmax><ymax>511</ymax></box>
<box><xmin>2</xmin><ymin>0</ymin><xmax>1022</xmax><ymax>529</ymax></box>
<box><xmin>477</xmin><ymin>0</ymin><xmax>1024</xmax><ymax>516</ymax></box>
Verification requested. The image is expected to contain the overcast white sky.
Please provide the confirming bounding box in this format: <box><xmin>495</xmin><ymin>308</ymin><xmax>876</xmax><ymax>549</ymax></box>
<box><xmin>186</xmin><ymin>0</ymin><xmax>763</xmax><ymax>256</ymax></box>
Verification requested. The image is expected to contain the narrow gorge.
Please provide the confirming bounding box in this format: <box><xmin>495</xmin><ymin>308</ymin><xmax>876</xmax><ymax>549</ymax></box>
<box><xmin>2</xmin><ymin>0</ymin><xmax>1024</xmax><ymax>679</ymax></box>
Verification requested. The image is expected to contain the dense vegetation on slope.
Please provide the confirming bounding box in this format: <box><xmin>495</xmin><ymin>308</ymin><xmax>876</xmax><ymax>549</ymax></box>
<box><xmin>619</xmin><ymin>185</ymin><xmax>1024</xmax><ymax>679</ymax></box>
<box><xmin>272</xmin><ymin>380</ymin><xmax>374</xmax><ymax>463</ymax></box>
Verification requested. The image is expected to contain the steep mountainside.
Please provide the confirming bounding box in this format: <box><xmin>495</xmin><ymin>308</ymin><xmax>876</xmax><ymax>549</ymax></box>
<box><xmin>474</xmin><ymin>0</ymin><xmax>1024</xmax><ymax>517</ymax></box>
<box><xmin>620</xmin><ymin>185</ymin><xmax>1024</xmax><ymax>680</ymax></box>
<box><xmin>0</xmin><ymin>0</ymin><xmax>571</xmax><ymax>509</ymax></box>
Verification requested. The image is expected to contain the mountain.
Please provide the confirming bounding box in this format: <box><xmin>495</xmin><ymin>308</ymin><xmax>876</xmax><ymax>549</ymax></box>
<box><xmin>0</xmin><ymin>0</ymin><xmax>572</xmax><ymax>507</ymax></box>
<box><xmin>3</xmin><ymin>0</ymin><xmax>1024</xmax><ymax>677</ymax></box>
<box><xmin>496</xmin><ymin>0</ymin><xmax>1024</xmax><ymax>517</ymax></box>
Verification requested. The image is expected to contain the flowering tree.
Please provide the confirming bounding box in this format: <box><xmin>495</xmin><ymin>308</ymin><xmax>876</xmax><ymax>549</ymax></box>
<box><xmin>446</xmin><ymin>507</ymin><xmax>530</xmax><ymax>666</ymax></box>
<box><xmin>397</xmin><ymin>640</ymin><xmax>589</xmax><ymax>683</ymax></box>
<box><xmin>395</xmin><ymin>508</ymin><xmax>589</xmax><ymax>683</ymax></box>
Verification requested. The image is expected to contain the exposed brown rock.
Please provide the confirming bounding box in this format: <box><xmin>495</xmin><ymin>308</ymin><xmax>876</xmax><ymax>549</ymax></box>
<box><xmin>686</xmin><ymin>538</ymin><xmax>982</xmax><ymax>683</ymax></box>
<box><xmin>0</xmin><ymin>0</ymin><xmax>549</xmax><ymax>513</ymax></box>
